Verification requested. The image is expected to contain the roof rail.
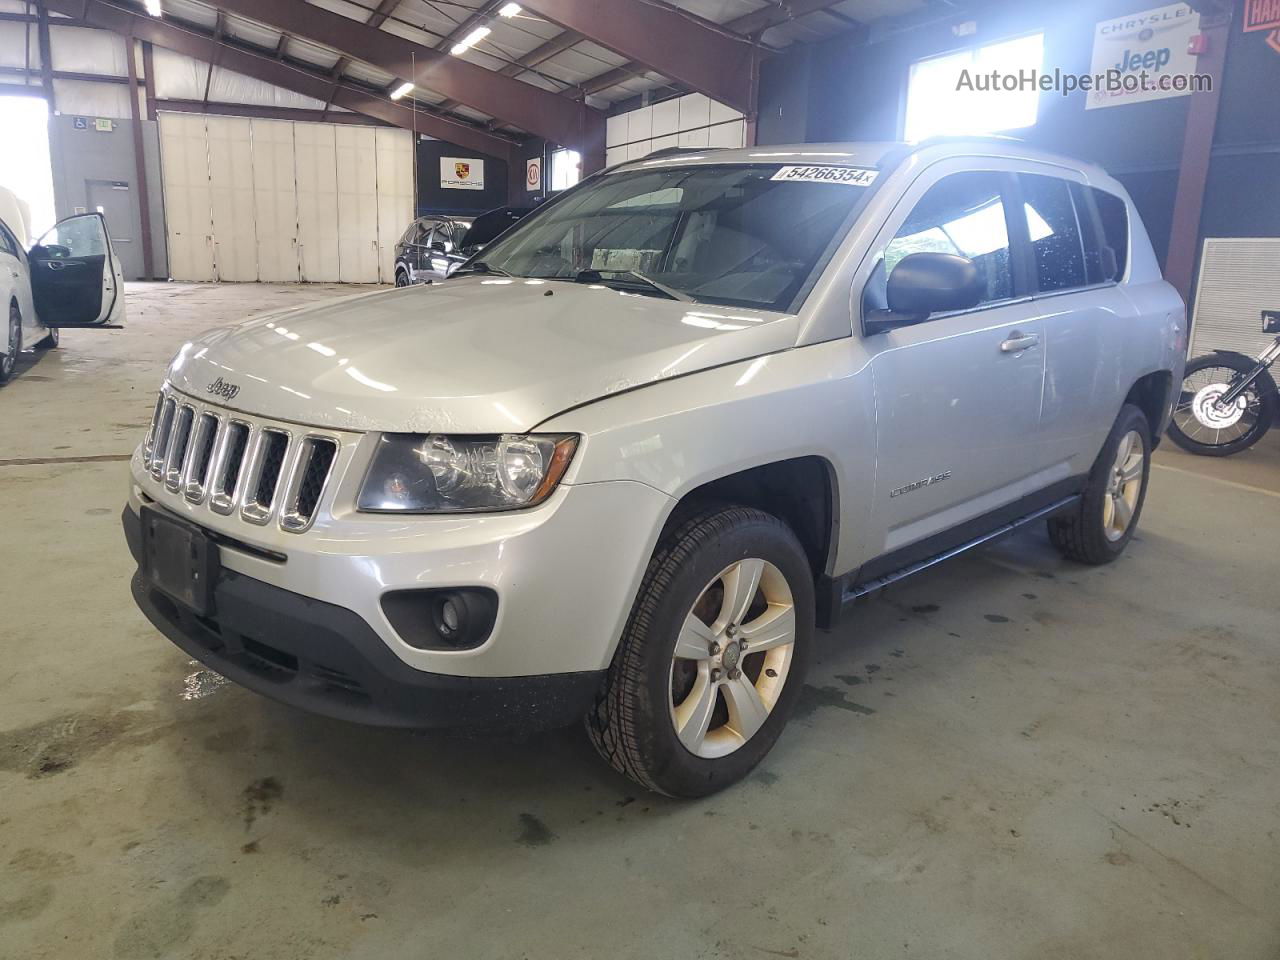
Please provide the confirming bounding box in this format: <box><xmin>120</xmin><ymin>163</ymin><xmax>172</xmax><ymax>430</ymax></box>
<box><xmin>634</xmin><ymin>145</ymin><xmax>729</xmax><ymax>161</ymax></box>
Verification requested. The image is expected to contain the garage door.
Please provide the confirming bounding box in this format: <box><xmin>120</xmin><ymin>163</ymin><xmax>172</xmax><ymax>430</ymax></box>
<box><xmin>157</xmin><ymin>113</ymin><xmax>413</xmax><ymax>283</ymax></box>
<box><xmin>157</xmin><ymin>112</ymin><xmax>215</xmax><ymax>282</ymax></box>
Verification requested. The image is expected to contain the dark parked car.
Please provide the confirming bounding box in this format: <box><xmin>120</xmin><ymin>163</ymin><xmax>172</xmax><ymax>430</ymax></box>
<box><xmin>393</xmin><ymin>216</ymin><xmax>470</xmax><ymax>286</ymax></box>
<box><xmin>456</xmin><ymin>206</ymin><xmax>533</xmax><ymax>259</ymax></box>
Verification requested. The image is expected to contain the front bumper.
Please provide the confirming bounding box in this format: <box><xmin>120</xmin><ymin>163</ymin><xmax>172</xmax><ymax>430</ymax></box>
<box><xmin>124</xmin><ymin>506</ymin><xmax>604</xmax><ymax>730</ymax></box>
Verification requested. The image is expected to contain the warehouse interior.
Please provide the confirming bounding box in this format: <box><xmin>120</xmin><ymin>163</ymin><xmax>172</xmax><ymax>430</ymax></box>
<box><xmin>1</xmin><ymin>0</ymin><xmax>1278</xmax><ymax>957</ymax></box>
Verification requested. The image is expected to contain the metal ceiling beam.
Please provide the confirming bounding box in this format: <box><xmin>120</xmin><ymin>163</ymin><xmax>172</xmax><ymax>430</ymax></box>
<box><xmin>43</xmin><ymin>0</ymin><xmax>517</xmax><ymax>159</ymax></box>
<box><xmin>436</xmin><ymin>14</ymin><xmax>582</xmax><ymax>110</ymax></box>
<box><xmin>579</xmin><ymin>0</ymin><xmax>849</xmax><ymax>97</ymax></box>
<box><xmin>519</xmin><ymin>0</ymin><xmax>756</xmax><ymax>113</ymax></box>
<box><xmin>205</xmin><ymin>0</ymin><xmax>604</xmax><ymax>156</ymax></box>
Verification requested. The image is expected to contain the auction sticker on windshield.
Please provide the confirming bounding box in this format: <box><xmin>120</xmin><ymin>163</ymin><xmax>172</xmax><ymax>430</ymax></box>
<box><xmin>771</xmin><ymin>165</ymin><xmax>879</xmax><ymax>186</ymax></box>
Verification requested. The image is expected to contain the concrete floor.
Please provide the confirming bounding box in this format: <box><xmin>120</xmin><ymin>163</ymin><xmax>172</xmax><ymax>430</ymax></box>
<box><xmin>2</xmin><ymin>282</ymin><xmax>1278</xmax><ymax>960</ymax></box>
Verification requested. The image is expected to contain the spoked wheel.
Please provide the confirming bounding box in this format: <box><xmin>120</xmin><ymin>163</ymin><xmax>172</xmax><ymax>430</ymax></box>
<box><xmin>588</xmin><ymin>506</ymin><xmax>813</xmax><ymax>797</ymax></box>
<box><xmin>0</xmin><ymin>304</ymin><xmax>19</xmax><ymax>385</ymax></box>
<box><xmin>669</xmin><ymin>558</ymin><xmax>797</xmax><ymax>759</ymax></box>
<box><xmin>1167</xmin><ymin>353</ymin><xmax>1276</xmax><ymax>457</ymax></box>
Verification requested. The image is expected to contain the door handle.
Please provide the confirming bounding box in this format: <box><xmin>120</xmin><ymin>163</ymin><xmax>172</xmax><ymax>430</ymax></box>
<box><xmin>1000</xmin><ymin>332</ymin><xmax>1039</xmax><ymax>353</ymax></box>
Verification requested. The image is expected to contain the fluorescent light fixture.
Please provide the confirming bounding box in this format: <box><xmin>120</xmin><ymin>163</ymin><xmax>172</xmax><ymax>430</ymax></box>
<box><xmin>144</xmin><ymin>0</ymin><xmax>161</xmax><ymax>15</ymax></box>
<box><xmin>450</xmin><ymin>25</ymin><xmax>490</xmax><ymax>55</ymax></box>
<box><xmin>498</xmin><ymin>2</ymin><xmax>522</xmax><ymax>15</ymax></box>
<box><xmin>389</xmin><ymin>81</ymin><xmax>414</xmax><ymax>101</ymax></box>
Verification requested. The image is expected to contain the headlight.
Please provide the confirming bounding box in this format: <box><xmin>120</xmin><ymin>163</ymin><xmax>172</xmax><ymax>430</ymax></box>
<box><xmin>357</xmin><ymin>434</ymin><xmax>578</xmax><ymax>513</ymax></box>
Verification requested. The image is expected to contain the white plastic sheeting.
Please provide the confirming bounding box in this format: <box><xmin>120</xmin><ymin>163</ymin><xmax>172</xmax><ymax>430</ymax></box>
<box><xmin>48</xmin><ymin>24</ymin><xmax>128</xmax><ymax>75</ymax></box>
<box><xmin>0</xmin><ymin>20</ymin><xmax>41</xmax><ymax>70</ymax></box>
<box><xmin>151</xmin><ymin>47</ymin><xmax>328</xmax><ymax>110</ymax></box>
<box><xmin>605</xmin><ymin>93</ymin><xmax>746</xmax><ymax>167</ymax></box>
<box><xmin>51</xmin><ymin>78</ymin><xmax>133</xmax><ymax>118</ymax></box>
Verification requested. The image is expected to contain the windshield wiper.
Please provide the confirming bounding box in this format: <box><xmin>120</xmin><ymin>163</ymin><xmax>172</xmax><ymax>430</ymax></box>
<box><xmin>578</xmin><ymin>269</ymin><xmax>694</xmax><ymax>303</ymax></box>
<box><xmin>453</xmin><ymin>260</ymin><xmax>512</xmax><ymax>277</ymax></box>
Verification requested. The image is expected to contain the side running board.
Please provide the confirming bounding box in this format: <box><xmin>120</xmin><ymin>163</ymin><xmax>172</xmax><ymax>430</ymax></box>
<box><xmin>837</xmin><ymin>494</ymin><xmax>1081</xmax><ymax>612</ymax></box>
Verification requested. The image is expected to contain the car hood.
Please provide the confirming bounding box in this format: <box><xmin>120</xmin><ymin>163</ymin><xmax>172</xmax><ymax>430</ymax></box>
<box><xmin>166</xmin><ymin>278</ymin><xmax>800</xmax><ymax>433</ymax></box>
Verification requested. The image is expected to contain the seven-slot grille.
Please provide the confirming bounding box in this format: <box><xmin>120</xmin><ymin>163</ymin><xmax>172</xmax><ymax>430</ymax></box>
<box><xmin>142</xmin><ymin>388</ymin><xmax>340</xmax><ymax>532</ymax></box>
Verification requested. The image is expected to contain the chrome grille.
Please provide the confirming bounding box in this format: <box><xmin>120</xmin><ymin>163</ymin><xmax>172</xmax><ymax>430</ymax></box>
<box><xmin>140</xmin><ymin>387</ymin><xmax>345</xmax><ymax>534</ymax></box>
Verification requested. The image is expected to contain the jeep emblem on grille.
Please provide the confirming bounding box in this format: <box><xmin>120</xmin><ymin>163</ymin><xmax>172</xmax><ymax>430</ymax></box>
<box><xmin>207</xmin><ymin>376</ymin><xmax>241</xmax><ymax>402</ymax></box>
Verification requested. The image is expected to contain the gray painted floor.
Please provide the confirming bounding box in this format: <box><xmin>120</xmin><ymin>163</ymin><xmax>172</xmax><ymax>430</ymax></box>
<box><xmin>2</xmin><ymin>282</ymin><xmax>1278</xmax><ymax>960</ymax></box>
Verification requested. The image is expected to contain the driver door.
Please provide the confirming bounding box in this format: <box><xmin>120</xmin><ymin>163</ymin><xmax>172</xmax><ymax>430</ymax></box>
<box><xmin>28</xmin><ymin>213</ymin><xmax>126</xmax><ymax>328</ymax></box>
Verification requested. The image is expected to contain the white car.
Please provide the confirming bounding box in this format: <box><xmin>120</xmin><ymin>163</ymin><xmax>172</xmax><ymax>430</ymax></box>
<box><xmin>0</xmin><ymin>206</ymin><xmax>128</xmax><ymax>385</ymax></box>
<box><xmin>123</xmin><ymin>139</ymin><xmax>1185</xmax><ymax>796</ymax></box>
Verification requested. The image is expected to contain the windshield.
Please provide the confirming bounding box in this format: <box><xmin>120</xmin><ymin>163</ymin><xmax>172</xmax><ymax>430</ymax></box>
<box><xmin>469</xmin><ymin>164</ymin><xmax>879</xmax><ymax>311</ymax></box>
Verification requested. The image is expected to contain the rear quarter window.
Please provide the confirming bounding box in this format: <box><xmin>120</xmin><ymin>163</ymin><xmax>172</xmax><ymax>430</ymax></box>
<box><xmin>1090</xmin><ymin>188</ymin><xmax>1129</xmax><ymax>281</ymax></box>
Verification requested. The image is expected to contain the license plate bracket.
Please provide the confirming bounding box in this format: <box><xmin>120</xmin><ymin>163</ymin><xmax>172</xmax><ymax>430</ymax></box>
<box><xmin>140</xmin><ymin>505</ymin><xmax>219</xmax><ymax>617</ymax></box>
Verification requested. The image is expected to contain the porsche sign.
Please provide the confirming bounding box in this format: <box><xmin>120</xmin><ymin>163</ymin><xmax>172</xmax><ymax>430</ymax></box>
<box><xmin>441</xmin><ymin>156</ymin><xmax>484</xmax><ymax>191</ymax></box>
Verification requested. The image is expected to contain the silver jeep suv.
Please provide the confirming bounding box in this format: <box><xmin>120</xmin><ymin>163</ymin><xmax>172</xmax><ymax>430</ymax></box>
<box><xmin>124</xmin><ymin>138</ymin><xmax>1185</xmax><ymax>796</ymax></box>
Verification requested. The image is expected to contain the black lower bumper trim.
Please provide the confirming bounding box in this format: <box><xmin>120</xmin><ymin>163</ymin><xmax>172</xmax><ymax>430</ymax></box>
<box><xmin>123</xmin><ymin>506</ymin><xmax>603</xmax><ymax>731</ymax></box>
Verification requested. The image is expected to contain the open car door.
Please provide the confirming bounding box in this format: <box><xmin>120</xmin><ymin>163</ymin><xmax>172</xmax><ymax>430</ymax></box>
<box><xmin>28</xmin><ymin>213</ymin><xmax>126</xmax><ymax>328</ymax></box>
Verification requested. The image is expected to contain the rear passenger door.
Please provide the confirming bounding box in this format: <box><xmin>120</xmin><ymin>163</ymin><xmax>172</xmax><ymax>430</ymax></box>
<box><xmin>1017</xmin><ymin>173</ymin><xmax>1134</xmax><ymax>477</ymax></box>
<box><xmin>860</xmin><ymin>167</ymin><xmax>1047</xmax><ymax>569</ymax></box>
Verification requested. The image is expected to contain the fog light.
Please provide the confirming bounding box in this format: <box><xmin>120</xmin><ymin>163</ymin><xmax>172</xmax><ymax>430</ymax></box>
<box><xmin>381</xmin><ymin>587</ymin><xmax>498</xmax><ymax>651</ymax></box>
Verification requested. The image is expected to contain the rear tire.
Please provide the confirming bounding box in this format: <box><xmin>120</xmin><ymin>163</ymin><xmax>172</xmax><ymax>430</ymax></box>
<box><xmin>394</xmin><ymin>267</ymin><xmax>411</xmax><ymax>288</ymax></box>
<box><xmin>1048</xmin><ymin>403</ymin><xmax>1151</xmax><ymax>565</ymax></box>
<box><xmin>586</xmin><ymin>505</ymin><xmax>814</xmax><ymax>798</ymax></box>
<box><xmin>0</xmin><ymin>304</ymin><xmax>20</xmax><ymax>385</ymax></box>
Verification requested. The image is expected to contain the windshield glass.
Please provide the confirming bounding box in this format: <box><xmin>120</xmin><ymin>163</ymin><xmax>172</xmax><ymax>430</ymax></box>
<box><xmin>470</xmin><ymin>164</ymin><xmax>878</xmax><ymax>311</ymax></box>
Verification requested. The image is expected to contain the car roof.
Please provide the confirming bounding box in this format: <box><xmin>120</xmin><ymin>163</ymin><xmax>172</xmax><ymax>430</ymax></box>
<box><xmin>607</xmin><ymin>137</ymin><xmax>1115</xmax><ymax>186</ymax></box>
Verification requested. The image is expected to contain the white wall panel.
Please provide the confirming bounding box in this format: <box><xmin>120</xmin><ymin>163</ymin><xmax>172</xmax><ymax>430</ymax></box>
<box><xmin>335</xmin><ymin>125</ymin><xmax>379</xmax><ymax>283</ymax></box>
<box><xmin>205</xmin><ymin>115</ymin><xmax>258</xmax><ymax>281</ymax></box>
<box><xmin>707</xmin><ymin>119</ymin><xmax>745</xmax><ymax>148</ymax></box>
<box><xmin>294</xmin><ymin>122</ymin><xmax>341</xmax><ymax>283</ymax></box>
<box><xmin>48</xmin><ymin>24</ymin><xmax>126</xmax><ymax>74</ymax></box>
<box><xmin>50</xmin><ymin>79</ymin><xmax>131</xmax><ymax>119</ymax></box>
<box><xmin>251</xmin><ymin>119</ymin><xmax>299</xmax><ymax>282</ymax></box>
<box><xmin>158</xmin><ymin>112</ymin><xmax>215</xmax><ymax>281</ymax></box>
<box><xmin>374</xmin><ymin>127</ymin><xmax>413</xmax><ymax>284</ymax></box>
<box><xmin>651</xmin><ymin>98</ymin><xmax>680</xmax><ymax>138</ymax></box>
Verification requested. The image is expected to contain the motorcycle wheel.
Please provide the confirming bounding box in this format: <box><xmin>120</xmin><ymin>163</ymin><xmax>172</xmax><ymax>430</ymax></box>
<box><xmin>1167</xmin><ymin>353</ymin><xmax>1277</xmax><ymax>457</ymax></box>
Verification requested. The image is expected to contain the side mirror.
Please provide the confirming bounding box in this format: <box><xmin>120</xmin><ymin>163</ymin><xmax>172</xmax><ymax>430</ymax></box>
<box><xmin>865</xmin><ymin>253</ymin><xmax>984</xmax><ymax>335</ymax></box>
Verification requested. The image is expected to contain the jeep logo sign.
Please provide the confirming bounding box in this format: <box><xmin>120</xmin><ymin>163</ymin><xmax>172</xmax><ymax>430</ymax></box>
<box><xmin>207</xmin><ymin>376</ymin><xmax>241</xmax><ymax>402</ymax></box>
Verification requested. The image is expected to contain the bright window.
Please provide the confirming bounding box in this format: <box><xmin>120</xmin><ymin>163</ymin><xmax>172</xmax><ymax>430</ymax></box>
<box><xmin>550</xmin><ymin>148</ymin><xmax>580</xmax><ymax>192</ymax></box>
<box><xmin>903</xmin><ymin>33</ymin><xmax>1044</xmax><ymax>143</ymax></box>
<box><xmin>0</xmin><ymin>96</ymin><xmax>56</xmax><ymax>243</ymax></box>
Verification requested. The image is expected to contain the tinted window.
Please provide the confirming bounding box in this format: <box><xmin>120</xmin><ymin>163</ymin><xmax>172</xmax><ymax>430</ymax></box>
<box><xmin>1092</xmin><ymin>188</ymin><xmax>1129</xmax><ymax>281</ymax></box>
<box><xmin>1021</xmin><ymin>175</ymin><xmax>1086</xmax><ymax>292</ymax></box>
<box><xmin>868</xmin><ymin>171</ymin><xmax>1013</xmax><ymax>312</ymax></box>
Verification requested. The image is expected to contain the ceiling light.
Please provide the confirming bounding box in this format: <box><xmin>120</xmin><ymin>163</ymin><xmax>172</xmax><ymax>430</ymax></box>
<box><xmin>498</xmin><ymin>3</ymin><xmax>522</xmax><ymax>16</ymax></box>
<box><xmin>389</xmin><ymin>81</ymin><xmax>414</xmax><ymax>100</ymax></box>
<box><xmin>450</xmin><ymin>25</ymin><xmax>490</xmax><ymax>55</ymax></box>
<box><xmin>144</xmin><ymin>0</ymin><xmax>161</xmax><ymax>15</ymax></box>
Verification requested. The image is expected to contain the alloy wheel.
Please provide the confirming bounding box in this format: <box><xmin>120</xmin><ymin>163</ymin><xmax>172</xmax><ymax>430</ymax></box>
<box><xmin>669</xmin><ymin>558</ymin><xmax>797</xmax><ymax>759</ymax></box>
<box><xmin>1102</xmin><ymin>429</ymin><xmax>1145</xmax><ymax>542</ymax></box>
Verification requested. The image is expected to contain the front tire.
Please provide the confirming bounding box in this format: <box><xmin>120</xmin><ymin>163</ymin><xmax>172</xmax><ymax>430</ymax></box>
<box><xmin>587</xmin><ymin>506</ymin><xmax>814</xmax><ymax>798</ymax></box>
<box><xmin>0</xmin><ymin>304</ymin><xmax>20</xmax><ymax>385</ymax></box>
<box><xmin>394</xmin><ymin>268</ymin><xmax>411</xmax><ymax>288</ymax></box>
<box><xmin>1048</xmin><ymin>403</ymin><xmax>1151</xmax><ymax>565</ymax></box>
<box><xmin>35</xmin><ymin>326</ymin><xmax>59</xmax><ymax>350</ymax></box>
<box><xmin>1167</xmin><ymin>352</ymin><xmax>1276</xmax><ymax>457</ymax></box>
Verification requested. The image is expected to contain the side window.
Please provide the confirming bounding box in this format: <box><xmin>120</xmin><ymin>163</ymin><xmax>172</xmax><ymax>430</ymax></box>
<box><xmin>865</xmin><ymin>171</ymin><xmax>1013</xmax><ymax>314</ymax></box>
<box><xmin>1020</xmin><ymin>174</ymin><xmax>1086</xmax><ymax>292</ymax></box>
<box><xmin>0</xmin><ymin>223</ymin><xmax>15</xmax><ymax>257</ymax></box>
<box><xmin>1091</xmin><ymin>188</ymin><xmax>1129</xmax><ymax>281</ymax></box>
